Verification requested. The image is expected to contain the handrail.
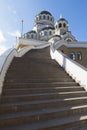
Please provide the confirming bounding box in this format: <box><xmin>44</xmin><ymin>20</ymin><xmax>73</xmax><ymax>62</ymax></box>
<box><xmin>50</xmin><ymin>44</ymin><xmax>87</xmax><ymax>90</ymax></box>
<box><xmin>0</xmin><ymin>41</ymin><xmax>50</xmax><ymax>94</ymax></box>
<box><xmin>0</xmin><ymin>48</ymin><xmax>17</xmax><ymax>94</ymax></box>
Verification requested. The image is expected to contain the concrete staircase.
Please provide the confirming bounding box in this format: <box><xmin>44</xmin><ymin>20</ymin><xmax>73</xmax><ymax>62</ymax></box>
<box><xmin>0</xmin><ymin>47</ymin><xmax>87</xmax><ymax>130</ymax></box>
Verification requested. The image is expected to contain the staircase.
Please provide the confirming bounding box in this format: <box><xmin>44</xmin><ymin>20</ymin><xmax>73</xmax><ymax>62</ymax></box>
<box><xmin>0</xmin><ymin>47</ymin><xmax>87</xmax><ymax>130</ymax></box>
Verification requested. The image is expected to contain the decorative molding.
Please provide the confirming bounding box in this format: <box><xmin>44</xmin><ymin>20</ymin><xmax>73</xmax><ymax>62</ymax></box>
<box><xmin>49</xmin><ymin>39</ymin><xmax>87</xmax><ymax>49</ymax></box>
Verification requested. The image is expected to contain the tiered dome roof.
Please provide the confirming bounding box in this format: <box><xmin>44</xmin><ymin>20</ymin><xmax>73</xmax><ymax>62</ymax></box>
<box><xmin>58</xmin><ymin>18</ymin><xmax>68</xmax><ymax>23</ymax></box>
<box><xmin>38</xmin><ymin>10</ymin><xmax>53</xmax><ymax>16</ymax></box>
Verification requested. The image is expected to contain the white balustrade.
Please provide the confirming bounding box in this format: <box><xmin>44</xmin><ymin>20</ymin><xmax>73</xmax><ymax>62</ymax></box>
<box><xmin>0</xmin><ymin>41</ymin><xmax>50</xmax><ymax>94</ymax></box>
<box><xmin>50</xmin><ymin>45</ymin><xmax>87</xmax><ymax>90</ymax></box>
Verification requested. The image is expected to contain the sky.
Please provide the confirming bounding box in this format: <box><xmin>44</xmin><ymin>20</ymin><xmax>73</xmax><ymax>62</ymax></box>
<box><xmin>0</xmin><ymin>0</ymin><xmax>87</xmax><ymax>55</ymax></box>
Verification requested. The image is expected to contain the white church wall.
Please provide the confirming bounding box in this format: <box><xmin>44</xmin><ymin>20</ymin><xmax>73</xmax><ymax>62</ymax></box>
<box><xmin>50</xmin><ymin>45</ymin><xmax>87</xmax><ymax>91</ymax></box>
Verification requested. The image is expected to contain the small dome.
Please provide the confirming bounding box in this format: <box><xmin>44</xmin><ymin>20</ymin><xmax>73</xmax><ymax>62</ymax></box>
<box><xmin>28</xmin><ymin>30</ymin><xmax>36</xmax><ymax>33</ymax></box>
<box><xmin>58</xmin><ymin>18</ymin><xmax>68</xmax><ymax>23</ymax></box>
<box><xmin>39</xmin><ymin>10</ymin><xmax>52</xmax><ymax>16</ymax></box>
<box><xmin>41</xmin><ymin>26</ymin><xmax>55</xmax><ymax>31</ymax></box>
<box><xmin>34</xmin><ymin>10</ymin><xmax>54</xmax><ymax>28</ymax></box>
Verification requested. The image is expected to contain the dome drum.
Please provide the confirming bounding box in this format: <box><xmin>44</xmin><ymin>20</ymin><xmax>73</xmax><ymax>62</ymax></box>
<box><xmin>21</xmin><ymin>10</ymin><xmax>76</xmax><ymax>43</ymax></box>
<box><xmin>39</xmin><ymin>27</ymin><xmax>55</xmax><ymax>41</ymax></box>
<box><xmin>23</xmin><ymin>30</ymin><xmax>37</xmax><ymax>39</ymax></box>
<box><xmin>34</xmin><ymin>10</ymin><xmax>54</xmax><ymax>26</ymax></box>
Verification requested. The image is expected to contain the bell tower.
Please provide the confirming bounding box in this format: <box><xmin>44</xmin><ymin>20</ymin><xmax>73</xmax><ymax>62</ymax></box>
<box><xmin>55</xmin><ymin>17</ymin><xmax>68</xmax><ymax>35</ymax></box>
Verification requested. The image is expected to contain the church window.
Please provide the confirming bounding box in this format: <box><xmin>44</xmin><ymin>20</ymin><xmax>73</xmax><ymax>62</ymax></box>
<box><xmin>49</xmin><ymin>31</ymin><xmax>52</xmax><ymax>35</ymax></box>
<box><xmin>47</xmin><ymin>15</ymin><xmax>49</xmax><ymax>20</ymax></box>
<box><xmin>63</xmin><ymin>23</ymin><xmax>66</xmax><ymax>28</ymax></box>
<box><xmin>70</xmin><ymin>52</ymin><xmax>75</xmax><ymax>60</ymax></box>
<box><xmin>43</xmin><ymin>15</ymin><xmax>46</xmax><ymax>19</ymax></box>
<box><xmin>59</xmin><ymin>23</ymin><xmax>62</xmax><ymax>28</ymax></box>
<box><xmin>77</xmin><ymin>52</ymin><xmax>82</xmax><ymax>60</ymax></box>
<box><xmin>39</xmin><ymin>15</ymin><xmax>41</xmax><ymax>20</ymax></box>
<box><xmin>31</xmin><ymin>34</ymin><xmax>34</xmax><ymax>38</ymax></box>
<box><xmin>50</xmin><ymin>17</ymin><xmax>52</xmax><ymax>21</ymax></box>
<box><xmin>44</xmin><ymin>31</ymin><xmax>47</xmax><ymax>35</ymax></box>
<box><xmin>27</xmin><ymin>34</ymin><xmax>30</xmax><ymax>38</ymax></box>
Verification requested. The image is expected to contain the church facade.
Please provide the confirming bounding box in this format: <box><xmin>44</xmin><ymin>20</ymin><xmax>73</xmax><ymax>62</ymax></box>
<box><xmin>16</xmin><ymin>10</ymin><xmax>87</xmax><ymax>68</ymax></box>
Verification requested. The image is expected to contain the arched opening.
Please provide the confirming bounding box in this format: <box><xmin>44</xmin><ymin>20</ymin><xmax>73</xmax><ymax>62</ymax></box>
<box><xmin>39</xmin><ymin>15</ymin><xmax>41</xmax><ymax>20</ymax></box>
<box><xmin>63</xmin><ymin>23</ymin><xmax>66</xmax><ymax>28</ymax></box>
<box><xmin>47</xmin><ymin>15</ymin><xmax>49</xmax><ymax>20</ymax></box>
<box><xmin>43</xmin><ymin>15</ymin><xmax>46</xmax><ymax>19</ymax></box>
<box><xmin>59</xmin><ymin>23</ymin><xmax>62</xmax><ymax>28</ymax></box>
<box><xmin>77</xmin><ymin>52</ymin><xmax>82</xmax><ymax>60</ymax></box>
<box><xmin>49</xmin><ymin>31</ymin><xmax>52</xmax><ymax>35</ymax></box>
<box><xmin>50</xmin><ymin>17</ymin><xmax>52</xmax><ymax>21</ymax></box>
<box><xmin>70</xmin><ymin>52</ymin><xmax>75</xmax><ymax>60</ymax></box>
<box><xmin>31</xmin><ymin>34</ymin><xmax>34</xmax><ymax>39</ymax></box>
<box><xmin>44</xmin><ymin>31</ymin><xmax>47</xmax><ymax>36</ymax></box>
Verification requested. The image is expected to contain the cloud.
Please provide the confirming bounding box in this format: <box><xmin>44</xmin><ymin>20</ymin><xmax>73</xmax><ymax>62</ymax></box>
<box><xmin>8</xmin><ymin>30</ymin><xmax>21</xmax><ymax>37</ymax></box>
<box><xmin>0</xmin><ymin>30</ymin><xmax>6</xmax><ymax>43</ymax></box>
<box><xmin>0</xmin><ymin>45</ymin><xmax>7</xmax><ymax>56</ymax></box>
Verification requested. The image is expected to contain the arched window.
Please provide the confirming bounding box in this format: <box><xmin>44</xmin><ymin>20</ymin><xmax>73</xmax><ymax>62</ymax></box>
<box><xmin>63</xmin><ymin>23</ymin><xmax>66</xmax><ymax>28</ymax></box>
<box><xmin>27</xmin><ymin>34</ymin><xmax>30</xmax><ymax>39</ymax></box>
<box><xmin>50</xmin><ymin>17</ymin><xmax>52</xmax><ymax>21</ymax></box>
<box><xmin>49</xmin><ymin>31</ymin><xmax>52</xmax><ymax>35</ymax></box>
<box><xmin>59</xmin><ymin>23</ymin><xmax>62</xmax><ymax>28</ymax></box>
<box><xmin>77</xmin><ymin>52</ymin><xmax>82</xmax><ymax>60</ymax></box>
<box><xmin>70</xmin><ymin>52</ymin><xmax>75</xmax><ymax>60</ymax></box>
<box><xmin>39</xmin><ymin>15</ymin><xmax>41</xmax><ymax>20</ymax></box>
<box><xmin>43</xmin><ymin>15</ymin><xmax>46</xmax><ymax>19</ymax></box>
<box><xmin>47</xmin><ymin>15</ymin><xmax>49</xmax><ymax>20</ymax></box>
<box><xmin>44</xmin><ymin>31</ymin><xmax>47</xmax><ymax>36</ymax></box>
<box><xmin>31</xmin><ymin>34</ymin><xmax>34</xmax><ymax>39</ymax></box>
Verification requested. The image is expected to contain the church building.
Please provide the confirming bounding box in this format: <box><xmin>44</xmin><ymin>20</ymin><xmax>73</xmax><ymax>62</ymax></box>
<box><xmin>16</xmin><ymin>10</ymin><xmax>87</xmax><ymax>68</ymax></box>
<box><xmin>1</xmin><ymin>10</ymin><xmax>87</xmax><ymax>129</ymax></box>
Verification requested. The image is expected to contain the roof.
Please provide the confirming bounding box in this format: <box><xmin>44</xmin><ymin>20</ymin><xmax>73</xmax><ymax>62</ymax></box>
<box><xmin>58</xmin><ymin>18</ymin><xmax>68</xmax><ymax>23</ymax></box>
<box><xmin>28</xmin><ymin>30</ymin><xmax>36</xmax><ymax>34</ymax></box>
<box><xmin>39</xmin><ymin>10</ymin><xmax>52</xmax><ymax>16</ymax></box>
<box><xmin>41</xmin><ymin>26</ymin><xmax>55</xmax><ymax>31</ymax></box>
<box><xmin>52</xmin><ymin>35</ymin><xmax>61</xmax><ymax>38</ymax></box>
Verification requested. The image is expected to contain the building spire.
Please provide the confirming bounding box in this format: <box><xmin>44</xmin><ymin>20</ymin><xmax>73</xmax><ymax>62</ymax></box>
<box><xmin>59</xmin><ymin>14</ymin><xmax>63</xmax><ymax>18</ymax></box>
<box><xmin>21</xmin><ymin>19</ymin><xmax>24</xmax><ymax>37</ymax></box>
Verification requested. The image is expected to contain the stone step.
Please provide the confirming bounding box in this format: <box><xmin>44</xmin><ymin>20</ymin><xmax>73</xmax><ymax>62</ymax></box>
<box><xmin>3</xmin><ymin>82</ymin><xmax>79</xmax><ymax>88</ymax></box>
<box><xmin>5</xmin><ymin>72</ymin><xmax>67</xmax><ymax>77</ymax></box>
<box><xmin>1</xmin><ymin>97</ymin><xmax>87</xmax><ymax>114</ymax></box>
<box><xmin>1</xmin><ymin>110</ymin><xmax>87</xmax><ymax>129</ymax></box>
<box><xmin>1</xmin><ymin>91</ymin><xmax>86</xmax><ymax>103</ymax></box>
<box><xmin>2</xmin><ymin>86</ymin><xmax>83</xmax><ymax>95</ymax></box>
<box><xmin>0</xmin><ymin>105</ymin><xmax>87</xmax><ymax>127</ymax></box>
<box><xmin>5</xmin><ymin>74</ymin><xmax>70</xmax><ymax>78</ymax></box>
<box><xmin>4</xmin><ymin>78</ymin><xmax>74</xmax><ymax>83</ymax></box>
<box><xmin>8</xmin><ymin>64</ymin><xmax>62</xmax><ymax>69</ymax></box>
<box><xmin>1</xmin><ymin>47</ymin><xmax>86</xmax><ymax>129</ymax></box>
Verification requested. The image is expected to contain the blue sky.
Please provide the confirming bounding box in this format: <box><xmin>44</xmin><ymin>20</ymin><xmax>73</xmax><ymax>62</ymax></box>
<box><xmin>0</xmin><ymin>0</ymin><xmax>87</xmax><ymax>55</ymax></box>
